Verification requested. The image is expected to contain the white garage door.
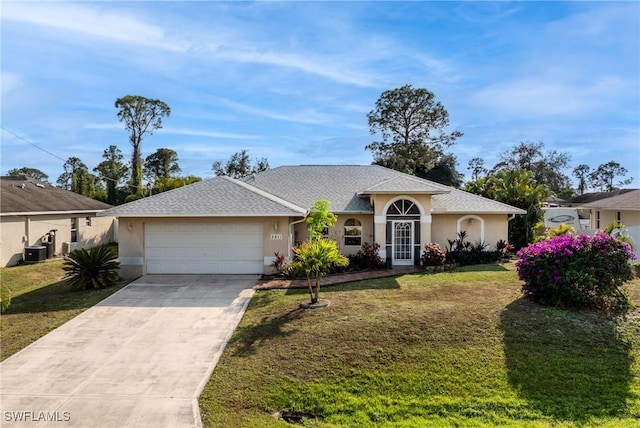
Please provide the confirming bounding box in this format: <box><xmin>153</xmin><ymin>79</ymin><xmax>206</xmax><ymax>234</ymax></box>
<box><xmin>145</xmin><ymin>223</ymin><xmax>264</xmax><ymax>274</ymax></box>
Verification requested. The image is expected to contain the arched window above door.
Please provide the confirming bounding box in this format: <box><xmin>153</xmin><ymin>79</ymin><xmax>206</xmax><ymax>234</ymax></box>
<box><xmin>386</xmin><ymin>199</ymin><xmax>421</xmax><ymax>216</ymax></box>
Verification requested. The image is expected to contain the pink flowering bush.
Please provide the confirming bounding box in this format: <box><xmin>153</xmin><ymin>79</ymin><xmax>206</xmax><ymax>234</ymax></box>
<box><xmin>422</xmin><ymin>243</ymin><xmax>446</xmax><ymax>266</ymax></box>
<box><xmin>515</xmin><ymin>231</ymin><xmax>636</xmax><ymax>310</ymax></box>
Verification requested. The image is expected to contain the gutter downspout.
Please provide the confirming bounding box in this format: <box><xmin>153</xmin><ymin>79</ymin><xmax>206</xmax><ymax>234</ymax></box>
<box><xmin>288</xmin><ymin>213</ymin><xmax>309</xmax><ymax>260</ymax></box>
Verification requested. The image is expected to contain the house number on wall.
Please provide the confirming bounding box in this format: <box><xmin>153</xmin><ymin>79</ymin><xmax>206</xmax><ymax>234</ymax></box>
<box><xmin>270</xmin><ymin>234</ymin><xmax>283</xmax><ymax>240</ymax></box>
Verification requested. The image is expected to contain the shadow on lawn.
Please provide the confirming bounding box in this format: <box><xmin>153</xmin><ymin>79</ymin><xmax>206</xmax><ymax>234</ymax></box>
<box><xmin>230</xmin><ymin>306</ymin><xmax>304</xmax><ymax>357</ymax></box>
<box><xmin>455</xmin><ymin>263</ymin><xmax>511</xmax><ymax>272</ymax></box>
<box><xmin>4</xmin><ymin>279</ymin><xmax>125</xmax><ymax>315</ymax></box>
<box><xmin>500</xmin><ymin>297</ymin><xmax>634</xmax><ymax>422</ymax></box>
<box><xmin>283</xmin><ymin>275</ymin><xmax>402</xmax><ymax>297</ymax></box>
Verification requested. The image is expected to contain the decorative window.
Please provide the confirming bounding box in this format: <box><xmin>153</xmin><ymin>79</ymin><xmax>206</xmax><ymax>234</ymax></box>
<box><xmin>70</xmin><ymin>217</ymin><xmax>78</xmax><ymax>243</ymax></box>
<box><xmin>85</xmin><ymin>216</ymin><xmax>92</xmax><ymax>226</ymax></box>
<box><xmin>386</xmin><ymin>199</ymin><xmax>420</xmax><ymax>216</ymax></box>
<box><xmin>344</xmin><ymin>218</ymin><xmax>362</xmax><ymax>246</ymax></box>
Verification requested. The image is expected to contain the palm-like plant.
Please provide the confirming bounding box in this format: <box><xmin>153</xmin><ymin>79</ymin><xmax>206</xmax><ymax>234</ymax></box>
<box><xmin>63</xmin><ymin>246</ymin><xmax>120</xmax><ymax>290</ymax></box>
<box><xmin>290</xmin><ymin>238</ymin><xmax>349</xmax><ymax>304</ymax></box>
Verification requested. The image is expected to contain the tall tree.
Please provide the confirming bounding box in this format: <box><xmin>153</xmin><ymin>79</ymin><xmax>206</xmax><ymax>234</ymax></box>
<box><xmin>467</xmin><ymin>157</ymin><xmax>487</xmax><ymax>181</ymax></box>
<box><xmin>572</xmin><ymin>164</ymin><xmax>591</xmax><ymax>195</ymax></box>
<box><xmin>212</xmin><ymin>149</ymin><xmax>269</xmax><ymax>178</ymax></box>
<box><xmin>144</xmin><ymin>148</ymin><xmax>181</xmax><ymax>183</ymax></box>
<box><xmin>366</xmin><ymin>85</ymin><xmax>463</xmax><ymax>177</ymax></box>
<box><xmin>57</xmin><ymin>157</ymin><xmax>103</xmax><ymax>198</ymax></box>
<box><xmin>492</xmin><ymin>141</ymin><xmax>571</xmax><ymax>194</ymax></box>
<box><xmin>150</xmin><ymin>175</ymin><xmax>201</xmax><ymax>194</ymax></box>
<box><xmin>7</xmin><ymin>167</ymin><xmax>49</xmax><ymax>182</ymax></box>
<box><xmin>465</xmin><ymin>170</ymin><xmax>550</xmax><ymax>249</ymax></box>
<box><xmin>115</xmin><ymin>95</ymin><xmax>170</xmax><ymax>195</ymax></box>
<box><xmin>94</xmin><ymin>145</ymin><xmax>129</xmax><ymax>205</ymax></box>
<box><xmin>421</xmin><ymin>154</ymin><xmax>463</xmax><ymax>188</ymax></box>
<box><xmin>589</xmin><ymin>161</ymin><xmax>633</xmax><ymax>192</ymax></box>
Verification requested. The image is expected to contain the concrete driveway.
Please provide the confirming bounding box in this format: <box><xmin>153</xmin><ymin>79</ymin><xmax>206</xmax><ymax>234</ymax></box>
<box><xmin>0</xmin><ymin>275</ymin><xmax>256</xmax><ymax>428</ymax></box>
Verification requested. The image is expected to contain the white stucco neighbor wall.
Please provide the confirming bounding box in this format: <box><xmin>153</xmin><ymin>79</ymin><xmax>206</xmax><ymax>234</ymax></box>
<box><xmin>0</xmin><ymin>213</ymin><xmax>116</xmax><ymax>267</ymax></box>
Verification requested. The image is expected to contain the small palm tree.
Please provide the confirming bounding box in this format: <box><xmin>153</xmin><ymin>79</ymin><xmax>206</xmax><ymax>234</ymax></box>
<box><xmin>290</xmin><ymin>238</ymin><xmax>348</xmax><ymax>304</ymax></box>
<box><xmin>63</xmin><ymin>246</ymin><xmax>120</xmax><ymax>290</ymax></box>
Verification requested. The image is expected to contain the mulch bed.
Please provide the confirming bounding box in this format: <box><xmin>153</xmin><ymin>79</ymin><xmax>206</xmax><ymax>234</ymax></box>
<box><xmin>254</xmin><ymin>266</ymin><xmax>425</xmax><ymax>290</ymax></box>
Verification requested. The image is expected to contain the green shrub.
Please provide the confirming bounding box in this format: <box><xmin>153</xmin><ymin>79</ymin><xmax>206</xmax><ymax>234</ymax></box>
<box><xmin>421</xmin><ymin>243</ymin><xmax>446</xmax><ymax>266</ymax></box>
<box><xmin>63</xmin><ymin>246</ymin><xmax>120</xmax><ymax>291</ymax></box>
<box><xmin>445</xmin><ymin>231</ymin><xmax>500</xmax><ymax>266</ymax></box>
<box><xmin>548</xmin><ymin>223</ymin><xmax>575</xmax><ymax>237</ymax></box>
<box><xmin>347</xmin><ymin>242</ymin><xmax>386</xmax><ymax>271</ymax></box>
<box><xmin>515</xmin><ymin>231</ymin><xmax>636</xmax><ymax>310</ymax></box>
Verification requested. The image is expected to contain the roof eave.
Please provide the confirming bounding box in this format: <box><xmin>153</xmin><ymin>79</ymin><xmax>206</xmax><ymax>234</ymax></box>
<box><xmin>2</xmin><ymin>209</ymin><xmax>110</xmax><ymax>217</ymax></box>
<box><xmin>432</xmin><ymin>209</ymin><xmax>527</xmax><ymax>215</ymax></box>
<box><xmin>357</xmin><ymin>190</ymin><xmax>450</xmax><ymax>196</ymax></box>
<box><xmin>98</xmin><ymin>212</ymin><xmax>306</xmax><ymax>218</ymax></box>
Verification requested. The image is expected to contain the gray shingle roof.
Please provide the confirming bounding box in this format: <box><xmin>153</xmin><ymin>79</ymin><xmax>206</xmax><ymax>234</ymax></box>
<box><xmin>1</xmin><ymin>175</ymin><xmax>112</xmax><ymax>214</ymax></box>
<box><xmin>432</xmin><ymin>188</ymin><xmax>527</xmax><ymax>214</ymax></box>
<box><xmin>578</xmin><ymin>189</ymin><xmax>640</xmax><ymax>211</ymax></box>
<box><xmin>98</xmin><ymin>165</ymin><xmax>526</xmax><ymax>217</ymax></box>
<box><xmin>359</xmin><ymin>175</ymin><xmax>450</xmax><ymax>194</ymax></box>
<box><xmin>99</xmin><ymin>176</ymin><xmax>306</xmax><ymax>217</ymax></box>
<box><xmin>245</xmin><ymin>165</ymin><xmax>452</xmax><ymax>213</ymax></box>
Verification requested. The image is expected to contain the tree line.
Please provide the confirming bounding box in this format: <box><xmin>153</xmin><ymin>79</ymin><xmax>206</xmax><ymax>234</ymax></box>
<box><xmin>7</xmin><ymin>87</ymin><xmax>634</xmax><ymax>239</ymax></box>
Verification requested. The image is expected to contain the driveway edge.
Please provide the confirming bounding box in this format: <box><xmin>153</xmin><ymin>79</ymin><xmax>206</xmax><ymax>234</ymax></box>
<box><xmin>191</xmin><ymin>287</ymin><xmax>256</xmax><ymax>428</ymax></box>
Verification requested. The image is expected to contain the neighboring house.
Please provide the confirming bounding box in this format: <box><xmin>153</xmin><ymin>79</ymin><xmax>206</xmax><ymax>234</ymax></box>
<box><xmin>100</xmin><ymin>165</ymin><xmax>525</xmax><ymax>278</ymax></box>
<box><xmin>578</xmin><ymin>189</ymin><xmax>640</xmax><ymax>256</ymax></box>
<box><xmin>1</xmin><ymin>175</ymin><xmax>116</xmax><ymax>267</ymax></box>
<box><xmin>563</xmin><ymin>189</ymin><xmax>637</xmax><ymax>207</ymax></box>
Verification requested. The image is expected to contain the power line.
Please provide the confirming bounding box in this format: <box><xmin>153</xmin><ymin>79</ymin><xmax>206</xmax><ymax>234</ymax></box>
<box><xmin>1</xmin><ymin>126</ymin><xmax>134</xmax><ymax>188</ymax></box>
<box><xmin>1</xmin><ymin>127</ymin><xmax>67</xmax><ymax>162</ymax></box>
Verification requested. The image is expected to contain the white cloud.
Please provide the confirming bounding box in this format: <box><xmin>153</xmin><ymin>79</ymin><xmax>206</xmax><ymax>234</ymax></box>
<box><xmin>0</xmin><ymin>72</ymin><xmax>24</xmax><ymax>96</ymax></box>
<box><xmin>470</xmin><ymin>76</ymin><xmax>628</xmax><ymax>118</ymax></box>
<box><xmin>1</xmin><ymin>2</ymin><xmax>188</xmax><ymax>52</ymax></box>
<box><xmin>213</xmin><ymin>97</ymin><xmax>337</xmax><ymax>126</ymax></box>
<box><xmin>212</xmin><ymin>48</ymin><xmax>378</xmax><ymax>88</ymax></box>
<box><xmin>162</xmin><ymin>127</ymin><xmax>262</xmax><ymax>140</ymax></box>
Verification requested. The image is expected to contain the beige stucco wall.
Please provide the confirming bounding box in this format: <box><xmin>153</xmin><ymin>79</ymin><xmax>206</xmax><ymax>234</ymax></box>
<box><xmin>116</xmin><ymin>216</ymin><xmax>299</xmax><ymax>279</ymax></box>
<box><xmin>291</xmin><ymin>213</ymin><xmax>374</xmax><ymax>257</ymax></box>
<box><xmin>1</xmin><ymin>213</ymin><xmax>116</xmax><ymax>267</ymax></box>
<box><xmin>590</xmin><ymin>209</ymin><xmax>640</xmax><ymax>230</ymax></box>
<box><xmin>431</xmin><ymin>214</ymin><xmax>510</xmax><ymax>250</ymax></box>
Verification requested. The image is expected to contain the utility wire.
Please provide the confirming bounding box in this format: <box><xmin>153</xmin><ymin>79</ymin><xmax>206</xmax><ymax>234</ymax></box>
<box><xmin>1</xmin><ymin>127</ymin><xmax>68</xmax><ymax>162</ymax></box>
<box><xmin>1</xmin><ymin>126</ymin><xmax>135</xmax><ymax>188</ymax></box>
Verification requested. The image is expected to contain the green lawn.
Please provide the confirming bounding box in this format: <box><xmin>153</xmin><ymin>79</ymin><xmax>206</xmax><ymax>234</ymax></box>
<box><xmin>199</xmin><ymin>263</ymin><xmax>640</xmax><ymax>427</ymax></box>
<box><xmin>0</xmin><ymin>259</ymin><xmax>128</xmax><ymax>360</ymax></box>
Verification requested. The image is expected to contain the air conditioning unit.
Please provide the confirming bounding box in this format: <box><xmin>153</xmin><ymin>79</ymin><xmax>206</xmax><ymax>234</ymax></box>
<box><xmin>62</xmin><ymin>242</ymin><xmax>79</xmax><ymax>255</ymax></box>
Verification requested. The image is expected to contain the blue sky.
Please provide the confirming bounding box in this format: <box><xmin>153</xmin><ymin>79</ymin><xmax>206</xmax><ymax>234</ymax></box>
<box><xmin>2</xmin><ymin>1</ymin><xmax>639</xmax><ymax>189</ymax></box>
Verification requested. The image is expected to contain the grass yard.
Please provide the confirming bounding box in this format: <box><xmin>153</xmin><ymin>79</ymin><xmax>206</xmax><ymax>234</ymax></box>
<box><xmin>200</xmin><ymin>263</ymin><xmax>640</xmax><ymax>427</ymax></box>
<box><xmin>0</xmin><ymin>258</ymin><xmax>128</xmax><ymax>360</ymax></box>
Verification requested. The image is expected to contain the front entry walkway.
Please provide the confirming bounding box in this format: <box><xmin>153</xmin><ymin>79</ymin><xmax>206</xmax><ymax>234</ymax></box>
<box><xmin>0</xmin><ymin>275</ymin><xmax>256</xmax><ymax>428</ymax></box>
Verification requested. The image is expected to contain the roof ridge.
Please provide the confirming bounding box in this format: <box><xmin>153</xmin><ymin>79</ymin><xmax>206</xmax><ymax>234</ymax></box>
<box><xmin>222</xmin><ymin>176</ymin><xmax>307</xmax><ymax>214</ymax></box>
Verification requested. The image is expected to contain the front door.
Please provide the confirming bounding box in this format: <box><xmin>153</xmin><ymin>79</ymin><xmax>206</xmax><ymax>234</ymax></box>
<box><xmin>392</xmin><ymin>221</ymin><xmax>413</xmax><ymax>266</ymax></box>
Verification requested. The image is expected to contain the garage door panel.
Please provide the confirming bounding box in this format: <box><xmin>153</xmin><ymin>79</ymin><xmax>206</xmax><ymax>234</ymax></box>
<box><xmin>145</xmin><ymin>223</ymin><xmax>264</xmax><ymax>274</ymax></box>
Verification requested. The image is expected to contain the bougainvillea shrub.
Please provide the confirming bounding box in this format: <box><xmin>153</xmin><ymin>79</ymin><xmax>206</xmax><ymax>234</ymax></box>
<box><xmin>422</xmin><ymin>243</ymin><xmax>446</xmax><ymax>266</ymax></box>
<box><xmin>515</xmin><ymin>231</ymin><xmax>636</xmax><ymax>309</ymax></box>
